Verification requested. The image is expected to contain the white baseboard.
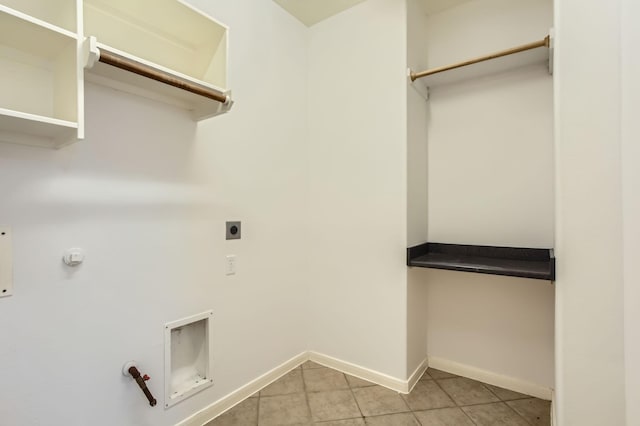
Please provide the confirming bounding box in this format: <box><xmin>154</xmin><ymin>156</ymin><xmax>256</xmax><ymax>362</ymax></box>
<box><xmin>177</xmin><ymin>352</ymin><xmax>551</xmax><ymax>426</ymax></box>
<box><xmin>428</xmin><ymin>356</ymin><xmax>553</xmax><ymax>400</ymax></box>
<box><xmin>176</xmin><ymin>351</ymin><xmax>308</xmax><ymax>426</ymax></box>
<box><xmin>407</xmin><ymin>357</ymin><xmax>429</xmax><ymax>393</ymax></box>
<box><xmin>308</xmin><ymin>351</ymin><xmax>410</xmax><ymax>394</ymax></box>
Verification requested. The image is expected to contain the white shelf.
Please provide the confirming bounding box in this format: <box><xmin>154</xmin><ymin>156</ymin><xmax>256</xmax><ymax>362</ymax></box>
<box><xmin>0</xmin><ymin>0</ymin><xmax>232</xmax><ymax>147</ymax></box>
<box><xmin>83</xmin><ymin>0</ymin><xmax>230</xmax><ymax>118</ymax></box>
<box><xmin>0</xmin><ymin>7</ymin><xmax>80</xmax><ymax>147</ymax></box>
<box><xmin>84</xmin><ymin>0</ymin><xmax>227</xmax><ymax>87</ymax></box>
<box><xmin>0</xmin><ymin>7</ymin><xmax>77</xmax><ymax>58</ymax></box>
<box><xmin>0</xmin><ymin>0</ymin><xmax>77</xmax><ymax>33</ymax></box>
<box><xmin>85</xmin><ymin>41</ymin><xmax>232</xmax><ymax>120</ymax></box>
<box><xmin>413</xmin><ymin>42</ymin><xmax>552</xmax><ymax>91</ymax></box>
<box><xmin>0</xmin><ymin>108</ymin><xmax>78</xmax><ymax>148</ymax></box>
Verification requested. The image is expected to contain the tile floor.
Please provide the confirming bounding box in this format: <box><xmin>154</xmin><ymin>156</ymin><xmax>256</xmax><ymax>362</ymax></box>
<box><xmin>206</xmin><ymin>361</ymin><xmax>551</xmax><ymax>426</ymax></box>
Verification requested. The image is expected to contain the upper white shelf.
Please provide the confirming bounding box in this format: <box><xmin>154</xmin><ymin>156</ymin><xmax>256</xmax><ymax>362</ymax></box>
<box><xmin>0</xmin><ymin>7</ymin><xmax>77</xmax><ymax>56</ymax></box>
<box><xmin>84</xmin><ymin>40</ymin><xmax>232</xmax><ymax>120</ymax></box>
<box><xmin>0</xmin><ymin>5</ymin><xmax>80</xmax><ymax>148</ymax></box>
<box><xmin>0</xmin><ymin>0</ymin><xmax>232</xmax><ymax>149</ymax></box>
<box><xmin>83</xmin><ymin>0</ymin><xmax>231</xmax><ymax>120</ymax></box>
<box><xmin>0</xmin><ymin>0</ymin><xmax>77</xmax><ymax>33</ymax></box>
<box><xmin>410</xmin><ymin>34</ymin><xmax>553</xmax><ymax>96</ymax></box>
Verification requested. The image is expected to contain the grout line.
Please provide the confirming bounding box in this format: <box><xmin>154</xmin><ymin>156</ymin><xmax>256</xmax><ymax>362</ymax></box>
<box><xmin>432</xmin><ymin>378</ymin><xmax>461</xmax><ymax>408</ymax></box>
<box><xmin>442</xmin><ymin>399</ymin><xmax>530</xmax><ymax>409</ymax></box>
<box><xmin>477</xmin><ymin>380</ymin><xmax>535</xmax><ymax>425</ymax></box>
<box><xmin>480</xmin><ymin>382</ymin><xmax>532</xmax><ymax>404</ymax></box>
<box><xmin>409</xmin><ymin>408</ymin><xmax>423</xmax><ymax>424</ymax></box>
<box><xmin>301</xmin><ymin>365</ymin><xmax>315</xmax><ymax>424</ymax></box>
<box><xmin>483</xmin><ymin>382</ymin><xmax>502</xmax><ymax>400</ymax></box>
<box><xmin>345</xmin><ymin>372</ymin><xmax>366</xmax><ymax>421</ymax></box>
<box><xmin>256</xmin><ymin>390</ymin><xmax>261</xmax><ymax>426</ymax></box>
<box><xmin>343</xmin><ymin>372</ymin><xmax>413</xmax><ymax>419</ymax></box>
<box><xmin>508</xmin><ymin>395</ymin><xmax>536</xmax><ymax>401</ymax></box>
<box><xmin>484</xmin><ymin>386</ymin><xmax>535</xmax><ymax>403</ymax></box>
<box><xmin>397</xmin><ymin>389</ymin><xmax>423</xmax><ymax>424</ymax></box>
<box><xmin>408</xmin><ymin>370</ymin><xmax>429</xmax><ymax>425</ymax></box>
<box><xmin>503</xmin><ymin>399</ymin><xmax>536</xmax><ymax>426</ymax></box>
<box><xmin>432</xmin><ymin>378</ymin><xmax>479</xmax><ymax>426</ymax></box>
<box><xmin>313</xmin><ymin>416</ymin><xmax>365</xmax><ymax>424</ymax></box>
<box><xmin>443</xmin><ymin>384</ymin><xmax>538</xmax><ymax>426</ymax></box>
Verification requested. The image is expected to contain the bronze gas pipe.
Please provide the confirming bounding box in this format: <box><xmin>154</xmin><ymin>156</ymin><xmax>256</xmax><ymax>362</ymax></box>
<box><xmin>123</xmin><ymin>362</ymin><xmax>157</xmax><ymax>407</ymax></box>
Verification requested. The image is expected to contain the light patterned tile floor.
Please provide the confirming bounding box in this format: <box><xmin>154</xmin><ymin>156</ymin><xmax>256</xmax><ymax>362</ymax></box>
<box><xmin>206</xmin><ymin>362</ymin><xmax>550</xmax><ymax>426</ymax></box>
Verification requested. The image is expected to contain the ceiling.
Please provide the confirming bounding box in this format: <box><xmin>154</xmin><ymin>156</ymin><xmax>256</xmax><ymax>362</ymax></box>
<box><xmin>419</xmin><ymin>0</ymin><xmax>475</xmax><ymax>15</ymax></box>
<box><xmin>273</xmin><ymin>0</ymin><xmax>368</xmax><ymax>26</ymax></box>
<box><xmin>273</xmin><ymin>0</ymin><xmax>476</xmax><ymax>27</ymax></box>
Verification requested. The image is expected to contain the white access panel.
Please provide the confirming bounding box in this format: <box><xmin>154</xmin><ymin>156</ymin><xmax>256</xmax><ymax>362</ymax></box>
<box><xmin>164</xmin><ymin>310</ymin><xmax>213</xmax><ymax>407</ymax></box>
<box><xmin>0</xmin><ymin>227</ymin><xmax>12</xmax><ymax>298</ymax></box>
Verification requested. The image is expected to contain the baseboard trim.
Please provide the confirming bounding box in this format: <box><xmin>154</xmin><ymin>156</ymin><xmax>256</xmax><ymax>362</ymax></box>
<box><xmin>177</xmin><ymin>352</ymin><xmax>445</xmax><ymax>425</ymax></box>
<box><xmin>427</xmin><ymin>356</ymin><xmax>553</xmax><ymax>400</ymax></box>
<box><xmin>407</xmin><ymin>357</ymin><xmax>429</xmax><ymax>393</ymax></box>
<box><xmin>309</xmin><ymin>351</ymin><xmax>409</xmax><ymax>393</ymax></box>
<box><xmin>176</xmin><ymin>351</ymin><xmax>308</xmax><ymax>426</ymax></box>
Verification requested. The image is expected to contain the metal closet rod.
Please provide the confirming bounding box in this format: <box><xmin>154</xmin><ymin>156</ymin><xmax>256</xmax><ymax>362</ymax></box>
<box><xmin>98</xmin><ymin>50</ymin><xmax>230</xmax><ymax>104</ymax></box>
<box><xmin>410</xmin><ymin>35</ymin><xmax>550</xmax><ymax>82</ymax></box>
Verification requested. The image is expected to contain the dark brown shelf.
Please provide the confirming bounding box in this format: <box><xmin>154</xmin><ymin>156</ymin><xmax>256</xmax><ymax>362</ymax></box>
<box><xmin>407</xmin><ymin>243</ymin><xmax>555</xmax><ymax>281</ymax></box>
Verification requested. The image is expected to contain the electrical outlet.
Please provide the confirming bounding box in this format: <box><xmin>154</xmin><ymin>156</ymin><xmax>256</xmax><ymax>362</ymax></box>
<box><xmin>225</xmin><ymin>255</ymin><xmax>236</xmax><ymax>276</ymax></box>
<box><xmin>226</xmin><ymin>221</ymin><xmax>241</xmax><ymax>240</ymax></box>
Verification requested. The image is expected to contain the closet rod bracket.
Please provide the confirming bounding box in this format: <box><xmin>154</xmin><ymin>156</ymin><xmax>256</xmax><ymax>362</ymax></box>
<box><xmin>83</xmin><ymin>36</ymin><xmax>100</xmax><ymax>70</ymax></box>
<box><xmin>407</xmin><ymin>68</ymin><xmax>429</xmax><ymax>101</ymax></box>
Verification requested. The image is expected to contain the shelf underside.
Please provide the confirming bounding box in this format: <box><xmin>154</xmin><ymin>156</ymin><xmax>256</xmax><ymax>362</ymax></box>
<box><xmin>407</xmin><ymin>243</ymin><xmax>555</xmax><ymax>281</ymax></box>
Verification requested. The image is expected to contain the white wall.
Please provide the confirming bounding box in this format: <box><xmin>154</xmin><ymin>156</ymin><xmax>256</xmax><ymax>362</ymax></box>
<box><xmin>0</xmin><ymin>1</ymin><xmax>309</xmax><ymax>425</ymax></box>
<box><xmin>418</xmin><ymin>0</ymin><xmax>555</xmax><ymax>390</ymax></box>
<box><xmin>3</xmin><ymin>1</ymin><xmax>635</xmax><ymax>424</ymax></box>
<box><xmin>622</xmin><ymin>1</ymin><xmax>640</xmax><ymax>423</ymax></box>
<box><xmin>407</xmin><ymin>0</ymin><xmax>429</xmax><ymax>248</ymax></box>
<box><xmin>554</xmin><ymin>0</ymin><xmax>626</xmax><ymax>423</ymax></box>
<box><xmin>406</xmin><ymin>0</ymin><xmax>430</xmax><ymax>378</ymax></box>
<box><xmin>426</xmin><ymin>0</ymin><xmax>554</xmax><ymax>247</ymax></box>
<box><xmin>307</xmin><ymin>0</ymin><xmax>409</xmax><ymax>379</ymax></box>
<box><xmin>424</xmin><ymin>269</ymin><xmax>555</xmax><ymax>387</ymax></box>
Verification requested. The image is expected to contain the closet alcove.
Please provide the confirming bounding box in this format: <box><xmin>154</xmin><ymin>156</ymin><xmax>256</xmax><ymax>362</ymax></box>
<box><xmin>406</xmin><ymin>0</ymin><xmax>556</xmax><ymax>398</ymax></box>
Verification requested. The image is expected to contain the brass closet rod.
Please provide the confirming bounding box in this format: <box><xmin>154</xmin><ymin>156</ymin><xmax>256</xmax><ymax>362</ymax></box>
<box><xmin>410</xmin><ymin>35</ymin><xmax>550</xmax><ymax>82</ymax></box>
<box><xmin>98</xmin><ymin>50</ymin><xmax>230</xmax><ymax>104</ymax></box>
